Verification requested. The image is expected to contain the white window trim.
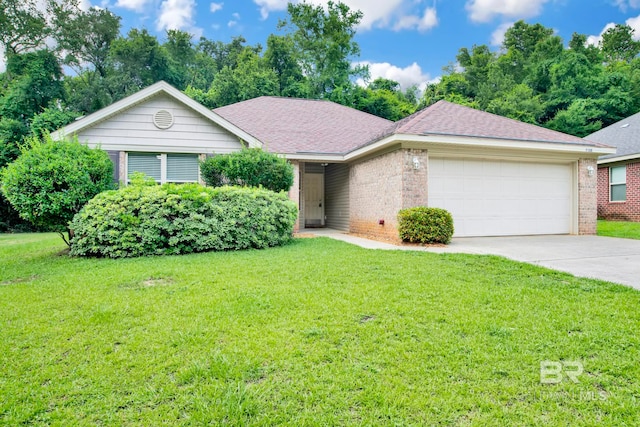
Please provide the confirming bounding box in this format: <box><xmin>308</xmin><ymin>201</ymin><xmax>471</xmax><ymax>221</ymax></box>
<box><xmin>126</xmin><ymin>152</ymin><xmax>200</xmax><ymax>184</ymax></box>
<box><xmin>609</xmin><ymin>165</ymin><xmax>627</xmax><ymax>203</ymax></box>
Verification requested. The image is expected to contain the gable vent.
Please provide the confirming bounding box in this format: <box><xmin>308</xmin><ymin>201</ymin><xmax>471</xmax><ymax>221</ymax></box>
<box><xmin>153</xmin><ymin>110</ymin><xmax>174</xmax><ymax>129</ymax></box>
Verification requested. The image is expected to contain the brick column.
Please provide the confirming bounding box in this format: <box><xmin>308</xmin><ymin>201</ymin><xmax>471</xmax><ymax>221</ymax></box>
<box><xmin>401</xmin><ymin>149</ymin><xmax>429</xmax><ymax>209</ymax></box>
<box><xmin>578</xmin><ymin>158</ymin><xmax>597</xmax><ymax>235</ymax></box>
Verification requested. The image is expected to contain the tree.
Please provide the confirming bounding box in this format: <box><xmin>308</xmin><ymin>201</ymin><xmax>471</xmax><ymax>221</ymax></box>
<box><xmin>601</xmin><ymin>24</ymin><xmax>640</xmax><ymax>63</ymax></box>
<box><xmin>0</xmin><ymin>0</ymin><xmax>49</xmax><ymax>55</ymax></box>
<box><xmin>208</xmin><ymin>49</ymin><xmax>279</xmax><ymax>107</ymax></box>
<box><xmin>1</xmin><ymin>50</ymin><xmax>65</xmax><ymax>123</ymax></box>
<box><xmin>109</xmin><ymin>29</ymin><xmax>178</xmax><ymax>96</ymax></box>
<box><xmin>54</xmin><ymin>7</ymin><xmax>121</xmax><ymax>77</ymax></box>
<box><xmin>30</xmin><ymin>107</ymin><xmax>79</xmax><ymax>138</ymax></box>
<box><xmin>264</xmin><ymin>34</ymin><xmax>308</xmax><ymax>97</ymax></box>
<box><xmin>503</xmin><ymin>21</ymin><xmax>555</xmax><ymax>59</ymax></box>
<box><xmin>279</xmin><ymin>1</ymin><xmax>364</xmax><ymax>97</ymax></box>
<box><xmin>200</xmin><ymin>148</ymin><xmax>294</xmax><ymax>193</ymax></box>
<box><xmin>1</xmin><ymin>136</ymin><xmax>114</xmax><ymax>245</ymax></box>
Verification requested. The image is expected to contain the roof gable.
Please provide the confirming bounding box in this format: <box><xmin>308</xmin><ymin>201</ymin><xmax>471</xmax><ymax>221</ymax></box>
<box><xmin>379</xmin><ymin>100</ymin><xmax>594</xmax><ymax>146</ymax></box>
<box><xmin>51</xmin><ymin>81</ymin><xmax>262</xmax><ymax>148</ymax></box>
<box><xmin>214</xmin><ymin>96</ymin><xmax>393</xmax><ymax>155</ymax></box>
<box><xmin>586</xmin><ymin>111</ymin><xmax>640</xmax><ymax>160</ymax></box>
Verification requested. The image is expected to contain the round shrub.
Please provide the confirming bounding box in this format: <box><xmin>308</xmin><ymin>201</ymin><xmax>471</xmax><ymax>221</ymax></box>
<box><xmin>398</xmin><ymin>207</ymin><xmax>454</xmax><ymax>244</ymax></box>
<box><xmin>69</xmin><ymin>182</ymin><xmax>298</xmax><ymax>258</ymax></box>
<box><xmin>200</xmin><ymin>148</ymin><xmax>294</xmax><ymax>192</ymax></box>
<box><xmin>0</xmin><ymin>136</ymin><xmax>114</xmax><ymax>243</ymax></box>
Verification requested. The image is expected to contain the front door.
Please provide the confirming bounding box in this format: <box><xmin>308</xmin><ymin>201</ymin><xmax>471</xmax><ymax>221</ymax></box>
<box><xmin>304</xmin><ymin>172</ymin><xmax>324</xmax><ymax>227</ymax></box>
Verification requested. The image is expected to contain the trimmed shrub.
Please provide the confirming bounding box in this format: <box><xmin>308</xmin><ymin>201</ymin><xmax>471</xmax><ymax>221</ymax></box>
<box><xmin>200</xmin><ymin>148</ymin><xmax>294</xmax><ymax>192</ymax></box>
<box><xmin>69</xmin><ymin>181</ymin><xmax>298</xmax><ymax>258</ymax></box>
<box><xmin>398</xmin><ymin>207</ymin><xmax>454</xmax><ymax>244</ymax></box>
<box><xmin>0</xmin><ymin>135</ymin><xmax>113</xmax><ymax>244</ymax></box>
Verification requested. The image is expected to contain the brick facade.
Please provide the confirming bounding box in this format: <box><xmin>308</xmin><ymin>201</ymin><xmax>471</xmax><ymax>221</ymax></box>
<box><xmin>597</xmin><ymin>161</ymin><xmax>640</xmax><ymax>222</ymax></box>
<box><xmin>348</xmin><ymin>148</ymin><xmax>429</xmax><ymax>240</ymax></box>
<box><xmin>578</xmin><ymin>158</ymin><xmax>598</xmax><ymax>234</ymax></box>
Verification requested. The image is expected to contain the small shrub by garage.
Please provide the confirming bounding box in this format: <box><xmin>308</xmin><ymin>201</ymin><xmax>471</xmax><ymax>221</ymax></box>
<box><xmin>69</xmin><ymin>181</ymin><xmax>298</xmax><ymax>258</ymax></box>
<box><xmin>398</xmin><ymin>207</ymin><xmax>454</xmax><ymax>244</ymax></box>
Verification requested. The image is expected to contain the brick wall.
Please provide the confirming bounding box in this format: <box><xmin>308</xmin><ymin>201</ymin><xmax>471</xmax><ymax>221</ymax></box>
<box><xmin>578</xmin><ymin>158</ymin><xmax>598</xmax><ymax>235</ymax></box>
<box><xmin>597</xmin><ymin>161</ymin><xmax>640</xmax><ymax>222</ymax></box>
<box><xmin>349</xmin><ymin>148</ymin><xmax>429</xmax><ymax>240</ymax></box>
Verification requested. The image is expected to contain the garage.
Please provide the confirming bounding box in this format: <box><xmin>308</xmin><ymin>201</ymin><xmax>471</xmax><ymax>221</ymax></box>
<box><xmin>428</xmin><ymin>157</ymin><xmax>574</xmax><ymax>237</ymax></box>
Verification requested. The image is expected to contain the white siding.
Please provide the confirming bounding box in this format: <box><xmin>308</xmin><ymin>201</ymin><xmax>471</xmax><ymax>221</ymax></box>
<box><xmin>76</xmin><ymin>94</ymin><xmax>244</xmax><ymax>154</ymax></box>
<box><xmin>325</xmin><ymin>163</ymin><xmax>350</xmax><ymax>231</ymax></box>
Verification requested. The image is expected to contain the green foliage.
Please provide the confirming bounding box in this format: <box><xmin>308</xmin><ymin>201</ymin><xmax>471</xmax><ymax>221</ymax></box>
<box><xmin>200</xmin><ymin>148</ymin><xmax>294</xmax><ymax>193</ymax></box>
<box><xmin>30</xmin><ymin>106</ymin><xmax>79</xmax><ymax>138</ymax></box>
<box><xmin>280</xmin><ymin>1</ymin><xmax>365</xmax><ymax>97</ymax></box>
<box><xmin>0</xmin><ymin>136</ymin><xmax>113</xmax><ymax>242</ymax></box>
<box><xmin>398</xmin><ymin>207</ymin><xmax>454</xmax><ymax>244</ymax></box>
<box><xmin>69</xmin><ymin>183</ymin><xmax>298</xmax><ymax>258</ymax></box>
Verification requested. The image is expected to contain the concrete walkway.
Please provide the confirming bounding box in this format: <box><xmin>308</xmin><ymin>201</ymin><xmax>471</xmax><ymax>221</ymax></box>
<box><xmin>300</xmin><ymin>229</ymin><xmax>640</xmax><ymax>290</ymax></box>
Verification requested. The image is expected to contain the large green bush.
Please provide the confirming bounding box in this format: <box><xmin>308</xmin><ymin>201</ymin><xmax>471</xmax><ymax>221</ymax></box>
<box><xmin>69</xmin><ymin>181</ymin><xmax>298</xmax><ymax>258</ymax></box>
<box><xmin>200</xmin><ymin>148</ymin><xmax>294</xmax><ymax>192</ymax></box>
<box><xmin>398</xmin><ymin>207</ymin><xmax>454</xmax><ymax>244</ymax></box>
<box><xmin>0</xmin><ymin>136</ymin><xmax>113</xmax><ymax>244</ymax></box>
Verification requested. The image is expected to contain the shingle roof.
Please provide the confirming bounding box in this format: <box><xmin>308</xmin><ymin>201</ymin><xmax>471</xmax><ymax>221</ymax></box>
<box><xmin>214</xmin><ymin>97</ymin><xmax>393</xmax><ymax>155</ymax></box>
<box><xmin>585</xmin><ymin>111</ymin><xmax>640</xmax><ymax>159</ymax></box>
<box><xmin>375</xmin><ymin>100</ymin><xmax>593</xmax><ymax>146</ymax></box>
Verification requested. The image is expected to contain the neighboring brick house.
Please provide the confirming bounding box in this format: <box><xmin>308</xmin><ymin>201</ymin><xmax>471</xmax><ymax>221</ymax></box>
<box><xmin>586</xmin><ymin>114</ymin><xmax>640</xmax><ymax>222</ymax></box>
<box><xmin>52</xmin><ymin>81</ymin><xmax>614</xmax><ymax>239</ymax></box>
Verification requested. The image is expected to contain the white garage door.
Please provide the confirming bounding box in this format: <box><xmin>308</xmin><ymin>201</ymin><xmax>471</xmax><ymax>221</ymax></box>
<box><xmin>428</xmin><ymin>158</ymin><xmax>573</xmax><ymax>237</ymax></box>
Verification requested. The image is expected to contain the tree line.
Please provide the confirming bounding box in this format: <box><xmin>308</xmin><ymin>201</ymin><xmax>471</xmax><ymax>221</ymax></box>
<box><xmin>2</xmin><ymin>0</ymin><xmax>640</xmax><ymax>229</ymax></box>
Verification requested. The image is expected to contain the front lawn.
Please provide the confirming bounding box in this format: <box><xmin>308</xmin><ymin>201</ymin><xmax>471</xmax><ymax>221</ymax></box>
<box><xmin>1</xmin><ymin>233</ymin><xmax>639</xmax><ymax>425</ymax></box>
<box><xmin>598</xmin><ymin>220</ymin><xmax>640</xmax><ymax>240</ymax></box>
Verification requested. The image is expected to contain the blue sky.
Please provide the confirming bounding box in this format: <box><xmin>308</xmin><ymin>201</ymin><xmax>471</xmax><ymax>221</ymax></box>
<box><xmin>8</xmin><ymin>0</ymin><xmax>640</xmax><ymax>90</ymax></box>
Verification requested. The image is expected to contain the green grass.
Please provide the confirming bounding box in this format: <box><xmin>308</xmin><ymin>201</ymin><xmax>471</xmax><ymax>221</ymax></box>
<box><xmin>598</xmin><ymin>220</ymin><xmax>640</xmax><ymax>240</ymax></box>
<box><xmin>1</xmin><ymin>233</ymin><xmax>640</xmax><ymax>426</ymax></box>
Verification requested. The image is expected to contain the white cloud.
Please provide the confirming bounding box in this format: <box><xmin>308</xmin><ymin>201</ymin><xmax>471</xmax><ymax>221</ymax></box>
<box><xmin>491</xmin><ymin>21</ymin><xmax>513</xmax><ymax>46</ymax></box>
<box><xmin>586</xmin><ymin>15</ymin><xmax>640</xmax><ymax>46</ymax></box>
<box><xmin>156</xmin><ymin>0</ymin><xmax>202</xmax><ymax>37</ymax></box>
<box><xmin>357</xmin><ymin>61</ymin><xmax>435</xmax><ymax>92</ymax></box>
<box><xmin>253</xmin><ymin>0</ymin><xmax>439</xmax><ymax>32</ymax></box>
<box><xmin>614</xmin><ymin>0</ymin><xmax>640</xmax><ymax>12</ymax></box>
<box><xmin>466</xmin><ymin>0</ymin><xmax>549</xmax><ymax>23</ymax></box>
<box><xmin>253</xmin><ymin>0</ymin><xmax>288</xmax><ymax>20</ymax></box>
<box><xmin>393</xmin><ymin>7</ymin><xmax>438</xmax><ymax>32</ymax></box>
<box><xmin>115</xmin><ymin>0</ymin><xmax>150</xmax><ymax>12</ymax></box>
<box><xmin>210</xmin><ymin>2</ymin><xmax>223</xmax><ymax>13</ymax></box>
<box><xmin>228</xmin><ymin>20</ymin><xmax>238</xmax><ymax>28</ymax></box>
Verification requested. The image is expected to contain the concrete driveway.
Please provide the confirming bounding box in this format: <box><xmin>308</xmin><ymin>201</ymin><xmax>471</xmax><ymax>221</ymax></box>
<box><xmin>305</xmin><ymin>230</ymin><xmax>640</xmax><ymax>290</ymax></box>
<box><xmin>431</xmin><ymin>235</ymin><xmax>640</xmax><ymax>289</ymax></box>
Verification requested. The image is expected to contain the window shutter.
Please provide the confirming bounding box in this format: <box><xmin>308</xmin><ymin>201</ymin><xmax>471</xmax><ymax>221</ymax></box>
<box><xmin>167</xmin><ymin>154</ymin><xmax>199</xmax><ymax>182</ymax></box>
<box><xmin>128</xmin><ymin>153</ymin><xmax>161</xmax><ymax>182</ymax></box>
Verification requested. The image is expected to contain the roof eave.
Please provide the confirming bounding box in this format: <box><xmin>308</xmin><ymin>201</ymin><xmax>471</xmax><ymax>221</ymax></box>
<box><xmin>597</xmin><ymin>153</ymin><xmax>640</xmax><ymax>164</ymax></box>
<box><xmin>344</xmin><ymin>133</ymin><xmax>615</xmax><ymax>162</ymax></box>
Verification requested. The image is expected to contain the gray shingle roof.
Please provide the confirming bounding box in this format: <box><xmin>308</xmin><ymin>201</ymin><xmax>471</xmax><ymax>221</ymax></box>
<box><xmin>376</xmin><ymin>100</ymin><xmax>594</xmax><ymax>145</ymax></box>
<box><xmin>585</xmin><ymin>111</ymin><xmax>640</xmax><ymax>160</ymax></box>
<box><xmin>215</xmin><ymin>97</ymin><xmax>604</xmax><ymax>156</ymax></box>
<box><xmin>214</xmin><ymin>97</ymin><xmax>393</xmax><ymax>155</ymax></box>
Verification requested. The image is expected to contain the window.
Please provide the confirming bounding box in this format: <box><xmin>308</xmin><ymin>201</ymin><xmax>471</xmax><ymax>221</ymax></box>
<box><xmin>127</xmin><ymin>153</ymin><xmax>199</xmax><ymax>183</ymax></box>
<box><xmin>610</xmin><ymin>165</ymin><xmax>627</xmax><ymax>202</ymax></box>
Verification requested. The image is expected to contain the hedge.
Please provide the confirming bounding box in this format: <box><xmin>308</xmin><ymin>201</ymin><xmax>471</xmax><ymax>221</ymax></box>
<box><xmin>0</xmin><ymin>136</ymin><xmax>113</xmax><ymax>244</ymax></box>
<box><xmin>69</xmin><ymin>181</ymin><xmax>298</xmax><ymax>258</ymax></box>
<box><xmin>200</xmin><ymin>148</ymin><xmax>294</xmax><ymax>193</ymax></box>
<box><xmin>398</xmin><ymin>207</ymin><xmax>454</xmax><ymax>244</ymax></box>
